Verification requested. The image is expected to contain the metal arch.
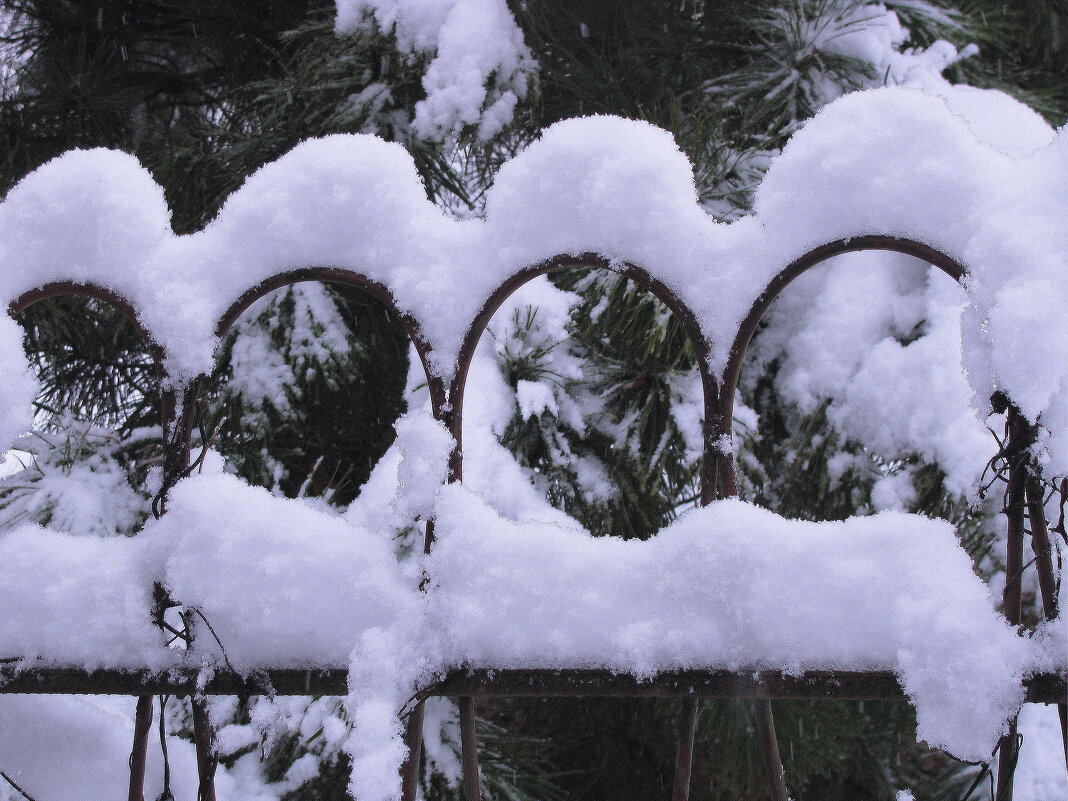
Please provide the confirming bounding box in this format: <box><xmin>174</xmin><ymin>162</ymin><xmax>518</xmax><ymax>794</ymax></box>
<box><xmin>8</xmin><ymin>281</ymin><xmax>169</xmax><ymax>379</ymax></box>
<box><xmin>705</xmin><ymin>236</ymin><xmax>969</xmax><ymax>800</ymax></box>
<box><xmin>710</xmin><ymin>235</ymin><xmax>1068</xmax><ymax>798</ymax></box>
<box><xmin>213</xmin><ymin>266</ymin><xmax>448</xmax><ymax>421</ymax></box>
<box><xmin>7</xmin><ymin>281</ymin><xmax>182</xmax><ymax>801</ymax></box>
<box><xmin>4</xmin><ymin>247</ymin><xmax>1063</xmax><ymax>800</ymax></box>
<box><xmin>447</xmin><ymin>253</ymin><xmax>724</xmax><ymax>505</ymax></box>
<box><xmin>716</xmin><ymin>235</ymin><xmax>967</xmax><ymax>496</ymax></box>
<box><xmin>7</xmin><ymin>279</ymin><xmax>179</xmax><ymax>464</ymax></box>
<box><xmin>216</xmin><ymin>268</ymin><xmax>452</xmax><ymax>801</ymax></box>
<box><xmin>445</xmin><ymin>253</ymin><xmax>726</xmax><ymax>801</ymax></box>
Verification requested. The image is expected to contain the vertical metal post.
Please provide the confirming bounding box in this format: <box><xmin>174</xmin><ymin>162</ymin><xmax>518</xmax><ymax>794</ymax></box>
<box><xmin>129</xmin><ymin>355</ymin><xmax>175</xmax><ymax>799</ymax></box>
<box><xmin>713</xmin><ymin>427</ymin><xmax>787</xmax><ymax>800</ymax></box>
<box><xmin>168</xmin><ymin>383</ymin><xmax>218</xmax><ymax>801</ymax></box>
<box><xmin>996</xmin><ymin>406</ymin><xmax>1028</xmax><ymax>801</ymax></box>
<box><xmin>458</xmin><ymin>696</ymin><xmax>481</xmax><ymax>801</ymax></box>
<box><xmin>1060</xmin><ymin>705</ymin><xmax>1068</xmax><ymax>774</ymax></box>
<box><xmin>995</xmin><ymin>720</ymin><xmax>1020</xmax><ymax>801</ymax></box>
<box><xmin>711</xmin><ymin>413</ymin><xmax>787</xmax><ymax>800</ymax></box>
<box><xmin>1025</xmin><ymin>476</ymin><xmax>1068</xmax><ymax>768</ymax></box>
<box><xmin>401</xmin><ymin>701</ymin><xmax>426</xmax><ymax>801</ymax></box>
<box><xmin>192</xmin><ymin>698</ymin><xmax>218</xmax><ymax>801</ymax></box>
<box><xmin>753</xmin><ymin>699</ymin><xmax>789</xmax><ymax>801</ymax></box>
<box><xmin>672</xmin><ymin>698</ymin><xmax>700</xmax><ymax>801</ymax></box>
<box><xmin>1025</xmin><ymin>477</ymin><xmax>1060</xmax><ymax>620</ymax></box>
<box><xmin>127</xmin><ymin>695</ymin><xmax>153</xmax><ymax>801</ymax></box>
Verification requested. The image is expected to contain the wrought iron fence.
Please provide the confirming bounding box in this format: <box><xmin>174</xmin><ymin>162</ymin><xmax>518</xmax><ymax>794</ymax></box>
<box><xmin>2</xmin><ymin>239</ymin><xmax>1065</xmax><ymax>801</ymax></box>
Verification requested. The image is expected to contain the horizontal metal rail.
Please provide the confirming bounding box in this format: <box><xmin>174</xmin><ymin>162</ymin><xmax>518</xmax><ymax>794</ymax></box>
<box><xmin>2</xmin><ymin>666</ymin><xmax>1063</xmax><ymax>704</ymax></box>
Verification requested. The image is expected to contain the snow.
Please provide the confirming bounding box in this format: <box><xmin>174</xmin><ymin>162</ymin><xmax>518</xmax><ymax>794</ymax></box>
<box><xmin>752</xmin><ymin>252</ymin><xmax>991</xmax><ymax>496</ymax></box>
<box><xmin>141</xmin><ymin>471</ymin><xmax>420</xmax><ymax>670</ymax></box>
<box><xmin>1</xmin><ymin>69</ymin><xmax>1066</xmax><ymax>798</ymax></box>
<box><xmin>1012</xmin><ymin>703</ymin><xmax>1068</xmax><ymax>801</ymax></box>
<box><xmin>3</xmin><ymin>421</ymin><xmax>1045</xmax><ymax>794</ymax></box>
<box><xmin>334</xmin><ymin>0</ymin><xmax>533</xmax><ymax>141</ymax></box>
<box><xmin>0</xmin><ymin>695</ymin><xmax>284</xmax><ymax>801</ymax></box>
<box><xmin>0</xmin><ymin>524</ymin><xmax>166</xmax><ymax>669</ymax></box>
<box><xmin>0</xmin><ymin>696</ymin><xmax>196</xmax><ymax>801</ymax></box>
<box><xmin>344</xmin><ymin>622</ymin><xmax>433</xmax><ymax>801</ymax></box>
<box><xmin>750</xmin><ymin>87</ymin><xmax>1065</xmax><ymax>476</ymax></box>
<box><xmin>0</xmin><ymin>316</ymin><xmax>36</xmax><ymax>454</ymax></box>
<box><xmin>0</xmin><ymin>87</ymin><xmax>1062</xmax><ymax>475</ymax></box>
<box><xmin>0</xmin><ymin>423</ymin><xmax>150</xmax><ymax>538</ymax></box>
<box><xmin>390</xmin><ymin>410</ymin><xmax>454</xmax><ymax>523</ymax></box>
<box><xmin>427</xmin><ymin>486</ymin><xmax>1031</xmax><ymax>762</ymax></box>
<box><xmin>515</xmin><ymin>379</ymin><xmax>557</xmax><ymax>419</ymax></box>
<box><xmin>0</xmin><ymin>148</ymin><xmax>171</xmax><ymax>307</ymax></box>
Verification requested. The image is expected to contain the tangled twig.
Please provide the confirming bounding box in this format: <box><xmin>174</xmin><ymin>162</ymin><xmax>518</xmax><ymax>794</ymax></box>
<box><xmin>0</xmin><ymin>770</ymin><xmax>40</xmax><ymax>801</ymax></box>
<box><xmin>156</xmin><ymin>695</ymin><xmax>175</xmax><ymax>801</ymax></box>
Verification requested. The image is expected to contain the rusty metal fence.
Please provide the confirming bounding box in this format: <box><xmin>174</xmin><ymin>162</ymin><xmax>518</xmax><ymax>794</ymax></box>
<box><xmin>2</xmin><ymin>237</ymin><xmax>1065</xmax><ymax>801</ymax></box>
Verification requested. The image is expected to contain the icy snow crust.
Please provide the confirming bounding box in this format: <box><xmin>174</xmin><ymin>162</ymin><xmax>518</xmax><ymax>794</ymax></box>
<box><xmin>2</xmin><ymin>87</ymin><xmax>1067</xmax><ymax>796</ymax></box>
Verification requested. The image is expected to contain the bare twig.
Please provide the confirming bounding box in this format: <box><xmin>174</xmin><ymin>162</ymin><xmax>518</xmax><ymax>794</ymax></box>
<box><xmin>0</xmin><ymin>770</ymin><xmax>41</xmax><ymax>801</ymax></box>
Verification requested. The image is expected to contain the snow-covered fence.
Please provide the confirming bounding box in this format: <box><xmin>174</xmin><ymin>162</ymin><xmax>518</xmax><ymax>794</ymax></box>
<box><xmin>0</xmin><ymin>88</ymin><xmax>1066</xmax><ymax>801</ymax></box>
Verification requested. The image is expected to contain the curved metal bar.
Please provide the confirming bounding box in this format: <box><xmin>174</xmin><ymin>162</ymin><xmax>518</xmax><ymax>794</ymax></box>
<box><xmin>214</xmin><ymin>266</ymin><xmax>447</xmax><ymax>414</ymax></box>
<box><xmin>9</xmin><ymin>281</ymin><xmax>180</xmax><ymax>507</ymax></box>
<box><xmin>448</xmin><ymin>253</ymin><xmax>723</xmax><ymax>502</ymax></box>
<box><xmin>717</xmin><ymin>236</ymin><xmax>967</xmax><ymax>496</ymax></box>
<box><xmin>9</xmin><ymin>282</ymin><xmax>174</xmax><ymax>801</ymax></box>
<box><xmin>9</xmin><ymin>281</ymin><xmax>168</xmax><ymax>376</ymax></box>
<box><xmin>448</xmin><ymin>254</ymin><xmax>724</xmax><ymax>801</ymax></box>
<box><xmin>713</xmin><ymin>236</ymin><xmax>967</xmax><ymax>800</ymax></box>
<box><xmin>214</xmin><ymin>267</ymin><xmax>447</xmax><ymax>558</ymax></box>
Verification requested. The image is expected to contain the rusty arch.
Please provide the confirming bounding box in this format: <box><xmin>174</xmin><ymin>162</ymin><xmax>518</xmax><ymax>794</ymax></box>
<box><xmin>443</xmin><ymin>253</ymin><xmax>733</xmax><ymax>801</ymax></box>
<box><xmin>7</xmin><ymin>281</ymin><xmax>178</xmax><ymax>437</ymax></box>
<box><xmin>215</xmin><ymin>266</ymin><xmax>448</xmax><ymax>417</ymax></box>
<box><xmin>9</xmin><ymin>281</ymin><xmax>168</xmax><ymax>377</ymax></box>
<box><xmin>214</xmin><ymin>266</ymin><xmax>451</xmax><ymax>552</ymax></box>
<box><xmin>716</xmin><ymin>235</ymin><xmax>968</xmax><ymax>497</ymax></box>
<box><xmin>448</xmin><ymin>253</ymin><xmax>727</xmax><ymax>506</ymax></box>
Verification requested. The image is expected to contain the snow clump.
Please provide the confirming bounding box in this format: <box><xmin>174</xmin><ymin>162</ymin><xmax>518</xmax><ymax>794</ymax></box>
<box><xmin>334</xmin><ymin>0</ymin><xmax>534</xmax><ymax>141</ymax></box>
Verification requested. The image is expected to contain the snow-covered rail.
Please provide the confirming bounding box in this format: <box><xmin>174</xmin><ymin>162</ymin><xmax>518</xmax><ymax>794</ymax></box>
<box><xmin>4</xmin><ymin>666</ymin><xmax>1063</xmax><ymax>704</ymax></box>
<box><xmin>0</xmin><ymin>87</ymin><xmax>1066</xmax><ymax>801</ymax></box>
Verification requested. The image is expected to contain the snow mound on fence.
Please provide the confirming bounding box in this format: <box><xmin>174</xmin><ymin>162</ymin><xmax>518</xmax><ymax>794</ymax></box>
<box><xmin>0</xmin><ymin>468</ymin><xmax>1055</xmax><ymax>797</ymax></box>
<box><xmin>0</xmin><ymin>86</ymin><xmax>1063</xmax><ymax>473</ymax></box>
<box><xmin>0</xmin><ymin>524</ymin><xmax>166</xmax><ymax>670</ymax></box>
<box><xmin>427</xmin><ymin>485</ymin><xmax>1031</xmax><ymax>763</ymax></box>
<box><xmin>141</xmin><ymin>472</ymin><xmax>421</xmax><ymax>671</ymax></box>
<box><xmin>0</xmin><ymin>147</ymin><xmax>172</xmax><ymax>306</ymax></box>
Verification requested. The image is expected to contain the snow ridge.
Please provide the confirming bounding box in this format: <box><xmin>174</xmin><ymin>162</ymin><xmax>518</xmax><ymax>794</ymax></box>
<box><xmin>0</xmin><ymin>87</ymin><xmax>1062</xmax><ymax>473</ymax></box>
<box><xmin>2</xmin><ymin>86</ymin><xmax>1067</xmax><ymax>799</ymax></box>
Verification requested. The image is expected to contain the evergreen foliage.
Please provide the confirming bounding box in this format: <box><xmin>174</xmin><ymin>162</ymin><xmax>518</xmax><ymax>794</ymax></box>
<box><xmin>0</xmin><ymin>0</ymin><xmax>1063</xmax><ymax>799</ymax></box>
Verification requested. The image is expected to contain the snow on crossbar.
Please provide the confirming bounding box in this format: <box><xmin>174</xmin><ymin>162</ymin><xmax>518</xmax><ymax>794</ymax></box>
<box><xmin>0</xmin><ymin>87</ymin><xmax>1065</xmax><ymax>801</ymax></box>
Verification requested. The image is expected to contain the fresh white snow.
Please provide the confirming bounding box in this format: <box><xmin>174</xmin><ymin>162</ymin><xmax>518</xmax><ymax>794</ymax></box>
<box><xmin>333</xmin><ymin>0</ymin><xmax>533</xmax><ymax>141</ymax></box>
<box><xmin>0</xmin><ymin>86</ymin><xmax>1062</xmax><ymax>472</ymax></box>
<box><xmin>0</xmin><ymin>82</ymin><xmax>1065</xmax><ymax>800</ymax></box>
